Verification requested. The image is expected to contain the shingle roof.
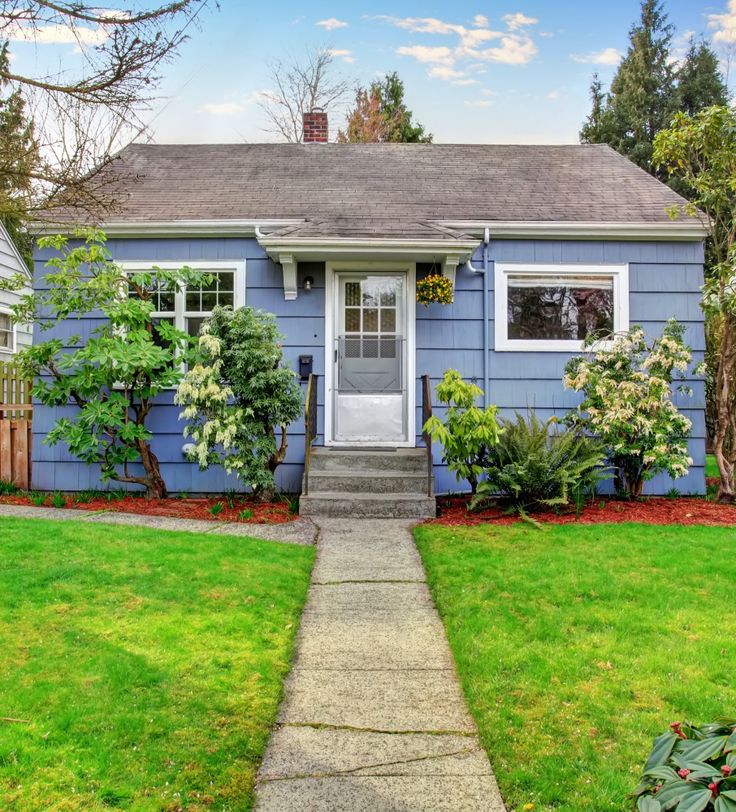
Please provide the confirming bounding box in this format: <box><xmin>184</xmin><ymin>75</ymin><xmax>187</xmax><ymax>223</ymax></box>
<box><xmin>49</xmin><ymin>142</ymin><xmax>693</xmax><ymax>239</ymax></box>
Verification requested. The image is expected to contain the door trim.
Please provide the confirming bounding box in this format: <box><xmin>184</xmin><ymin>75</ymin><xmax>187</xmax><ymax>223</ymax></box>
<box><xmin>325</xmin><ymin>261</ymin><xmax>416</xmax><ymax>448</ymax></box>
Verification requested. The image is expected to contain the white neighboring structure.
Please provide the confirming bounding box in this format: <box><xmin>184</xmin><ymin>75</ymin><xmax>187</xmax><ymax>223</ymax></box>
<box><xmin>0</xmin><ymin>221</ymin><xmax>32</xmax><ymax>357</ymax></box>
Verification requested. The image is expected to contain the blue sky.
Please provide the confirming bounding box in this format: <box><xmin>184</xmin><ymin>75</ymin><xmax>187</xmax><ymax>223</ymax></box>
<box><xmin>8</xmin><ymin>0</ymin><xmax>736</xmax><ymax>144</ymax></box>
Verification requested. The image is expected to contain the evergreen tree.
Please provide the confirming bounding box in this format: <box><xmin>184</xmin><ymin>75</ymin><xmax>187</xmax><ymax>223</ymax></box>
<box><xmin>0</xmin><ymin>42</ymin><xmax>36</xmax><ymax>267</ymax></box>
<box><xmin>605</xmin><ymin>0</ymin><xmax>676</xmax><ymax>173</ymax></box>
<box><xmin>676</xmin><ymin>37</ymin><xmax>729</xmax><ymax>116</ymax></box>
<box><xmin>338</xmin><ymin>72</ymin><xmax>432</xmax><ymax>143</ymax></box>
<box><xmin>579</xmin><ymin>74</ymin><xmax>616</xmax><ymax>145</ymax></box>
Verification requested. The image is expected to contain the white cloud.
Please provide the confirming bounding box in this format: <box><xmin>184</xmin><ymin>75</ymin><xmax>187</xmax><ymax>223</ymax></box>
<box><xmin>317</xmin><ymin>17</ymin><xmax>348</xmax><ymax>31</ymax></box>
<box><xmin>396</xmin><ymin>45</ymin><xmax>455</xmax><ymax>65</ymax></box>
<box><xmin>452</xmin><ymin>77</ymin><xmax>479</xmax><ymax>86</ymax></box>
<box><xmin>6</xmin><ymin>22</ymin><xmax>107</xmax><ymax>46</ymax></box>
<box><xmin>464</xmin><ymin>99</ymin><xmax>493</xmax><ymax>107</ymax></box>
<box><xmin>429</xmin><ymin>65</ymin><xmax>466</xmax><ymax>79</ymax></box>
<box><xmin>389</xmin><ymin>12</ymin><xmax>539</xmax><ymax>80</ymax></box>
<box><xmin>328</xmin><ymin>48</ymin><xmax>355</xmax><ymax>63</ymax></box>
<box><xmin>502</xmin><ymin>12</ymin><xmax>538</xmax><ymax>31</ymax></box>
<box><xmin>201</xmin><ymin>102</ymin><xmax>246</xmax><ymax>116</ymax></box>
<box><xmin>709</xmin><ymin>1</ymin><xmax>736</xmax><ymax>44</ymax></box>
<box><xmin>546</xmin><ymin>89</ymin><xmax>561</xmax><ymax>100</ymax></box>
<box><xmin>539</xmin><ymin>31</ymin><xmax>555</xmax><ymax>38</ymax></box>
<box><xmin>570</xmin><ymin>47</ymin><xmax>622</xmax><ymax>66</ymax></box>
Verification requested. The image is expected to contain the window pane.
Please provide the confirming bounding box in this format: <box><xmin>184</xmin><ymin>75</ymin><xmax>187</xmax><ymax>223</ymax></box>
<box><xmin>345</xmin><ymin>282</ymin><xmax>360</xmax><ymax>306</ymax></box>
<box><xmin>218</xmin><ymin>292</ymin><xmax>234</xmax><ymax>308</ymax></box>
<box><xmin>217</xmin><ymin>272</ymin><xmax>234</xmax><ymax>291</ymax></box>
<box><xmin>507</xmin><ymin>274</ymin><xmax>614</xmax><ymax>341</ymax></box>
<box><xmin>363</xmin><ymin>309</ymin><xmax>378</xmax><ymax>332</ymax></box>
<box><xmin>186</xmin><ymin>291</ymin><xmax>200</xmax><ymax>311</ymax></box>
<box><xmin>381</xmin><ymin>309</ymin><xmax>396</xmax><ymax>332</ymax></box>
<box><xmin>201</xmin><ymin>273</ymin><xmax>217</xmax><ymax>291</ymax></box>
<box><xmin>345</xmin><ymin>308</ymin><xmax>360</xmax><ymax>332</ymax></box>
<box><xmin>158</xmin><ymin>290</ymin><xmax>175</xmax><ymax>311</ymax></box>
<box><xmin>201</xmin><ymin>291</ymin><xmax>217</xmax><ymax>311</ymax></box>
<box><xmin>380</xmin><ymin>288</ymin><xmax>396</xmax><ymax>307</ymax></box>
<box><xmin>186</xmin><ymin>317</ymin><xmax>207</xmax><ymax>338</ymax></box>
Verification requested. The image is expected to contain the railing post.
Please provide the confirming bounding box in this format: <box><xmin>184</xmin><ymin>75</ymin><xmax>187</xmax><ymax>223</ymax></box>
<box><xmin>421</xmin><ymin>374</ymin><xmax>434</xmax><ymax>497</ymax></box>
<box><xmin>303</xmin><ymin>374</ymin><xmax>318</xmax><ymax>496</ymax></box>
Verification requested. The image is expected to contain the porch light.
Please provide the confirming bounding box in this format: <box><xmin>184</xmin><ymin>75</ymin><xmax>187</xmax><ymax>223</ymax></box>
<box><xmin>303</xmin><ymin>276</ymin><xmax>314</xmax><ymax>292</ymax></box>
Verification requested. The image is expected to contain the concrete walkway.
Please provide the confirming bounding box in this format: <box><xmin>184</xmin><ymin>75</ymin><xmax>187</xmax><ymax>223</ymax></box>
<box><xmin>255</xmin><ymin>518</ymin><xmax>506</xmax><ymax>811</ymax></box>
<box><xmin>0</xmin><ymin>503</ymin><xmax>317</xmax><ymax>545</ymax></box>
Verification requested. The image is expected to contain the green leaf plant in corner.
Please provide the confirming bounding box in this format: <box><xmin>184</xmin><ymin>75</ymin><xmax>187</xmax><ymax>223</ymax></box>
<box><xmin>631</xmin><ymin>719</ymin><xmax>736</xmax><ymax>811</ymax></box>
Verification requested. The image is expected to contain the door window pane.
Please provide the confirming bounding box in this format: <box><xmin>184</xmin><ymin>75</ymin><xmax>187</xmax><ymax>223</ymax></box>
<box><xmin>507</xmin><ymin>274</ymin><xmax>614</xmax><ymax>341</ymax></box>
<box><xmin>363</xmin><ymin>309</ymin><xmax>378</xmax><ymax>332</ymax></box>
<box><xmin>381</xmin><ymin>309</ymin><xmax>396</xmax><ymax>332</ymax></box>
<box><xmin>345</xmin><ymin>282</ymin><xmax>360</xmax><ymax>306</ymax></box>
<box><xmin>345</xmin><ymin>308</ymin><xmax>360</xmax><ymax>332</ymax></box>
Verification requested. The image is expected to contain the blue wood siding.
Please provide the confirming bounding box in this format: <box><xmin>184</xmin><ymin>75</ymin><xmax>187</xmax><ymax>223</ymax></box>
<box><xmin>32</xmin><ymin>236</ymin><xmax>706</xmax><ymax>496</ymax></box>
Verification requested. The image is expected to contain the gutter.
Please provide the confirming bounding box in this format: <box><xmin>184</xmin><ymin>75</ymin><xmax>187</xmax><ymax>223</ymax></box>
<box><xmin>440</xmin><ymin>220</ymin><xmax>708</xmax><ymax>241</ymax></box>
<box><xmin>465</xmin><ymin>227</ymin><xmax>491</xmax><ymax>408</ymax></box>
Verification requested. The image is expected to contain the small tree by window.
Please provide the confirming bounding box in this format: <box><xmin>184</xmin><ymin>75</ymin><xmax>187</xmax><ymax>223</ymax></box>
<box><xmin>176</xmin><ymin>306</ymin><xmax>303</xmax><ymax>501</ymax></box>
<box><xmin>3</xmin><ymin>230</ymin><xmax>207</xmax><ymax>498</ymax></box>
<box><xmin>564</xmin><ymin>320</ymin><xmax>695</xmax><ymax>497</ymax></box>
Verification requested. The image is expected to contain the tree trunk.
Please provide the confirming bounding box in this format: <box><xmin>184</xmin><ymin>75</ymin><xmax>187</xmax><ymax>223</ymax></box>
<box><xmin>137</xmin><ymin>440</ymin><xmax>168</xmax><ymax>499</ymax></box>
<box><xmin>712</xmin><ymin>318</ymin><xmax>736</xmax><ymax>503</ymax></box>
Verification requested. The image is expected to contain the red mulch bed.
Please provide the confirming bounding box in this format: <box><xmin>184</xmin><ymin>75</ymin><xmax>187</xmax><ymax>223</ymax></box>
<box><xmin>431</xmin><ymin>495</ymin><xmax>736</xmax><ymax>527</ymax></box>
<box><xmin>0</xmin><ymin>492</ymin><xmax>295</xmax><ymax>524</ymax></box>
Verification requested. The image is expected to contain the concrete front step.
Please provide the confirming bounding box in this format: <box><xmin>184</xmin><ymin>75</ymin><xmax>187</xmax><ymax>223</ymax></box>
<box><xmin>300</xmin><ymin>492</ymin><xmax>437</xmax><ymax>519</ymax></box>
<box><xmin>306</xmin><ymin>470</ymin><xmax>432</xmax><ymax>495</ymax></box>
<box><xmin>309</xmin><ymin>447</ymin><xmax>428</xmax><ymax>474</ymax></box>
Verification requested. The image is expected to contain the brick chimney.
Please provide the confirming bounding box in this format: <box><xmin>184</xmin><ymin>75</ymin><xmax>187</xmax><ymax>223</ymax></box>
<box><xmin>302</xmin><ymin>107</ymin><xmax>328</xmax><ymax>143</ymax></box>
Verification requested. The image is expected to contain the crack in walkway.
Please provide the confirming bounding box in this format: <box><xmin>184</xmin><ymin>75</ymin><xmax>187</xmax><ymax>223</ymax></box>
<box><xmin>259</xmin><ymin>745</ymin><xmax>485</xmax><ymax>782</ymax></box>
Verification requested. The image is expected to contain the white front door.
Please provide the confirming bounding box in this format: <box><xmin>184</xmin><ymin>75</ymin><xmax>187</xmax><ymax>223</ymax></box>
<box><xmin>329</xmin><ymin>271</ymin><xmax>412</xmax><ymax>445</ymax></box>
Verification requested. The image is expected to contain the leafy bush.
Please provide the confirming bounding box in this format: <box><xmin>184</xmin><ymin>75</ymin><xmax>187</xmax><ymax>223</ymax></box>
<box><xmin>422</xmin><ymin>370</ymin><xmax>502</xmax><ymax>493</ymax></box>
<box><xmin>632</xmin><ymin>719</ymin><xmax>736</xmax><ymax>811</ymax></box>
<box><xmin>472</xmin><ymin>412</ymin><xmax>607</xmax><ymax>513</ymax></box>
<box><xmin>564</xmin><ymin>320</ymin><xmax>695</xmax><ymax>498</ymax></box>
<box><xmin>5</xmin><ymin>230</ymin><xmax>207</xmax><ymax>498</ymax></box>
<box><xmin>176</xmin><ymin>306</ymin><xmax>302</xmax><ymax>501</ymax></box>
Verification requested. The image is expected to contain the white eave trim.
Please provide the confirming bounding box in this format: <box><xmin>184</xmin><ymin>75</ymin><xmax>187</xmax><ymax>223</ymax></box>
<box><xmin>0</xmin><ymin>221</ymin><xmax>32</xmax><ymax>279</ymax></box>
<box><xmin>258</xmin><ymin>236</ymin><xmax>480</xmax><ymax>254</ymax></box>
<box><xmin>32</xmin><ymin>219</ymin><xmax>305</xmax><ymax>238</ymax></box>
<box><xmin>440</xmin><ymin>220</ymin><xmax>708</xmax><ymax>241</ymax></box>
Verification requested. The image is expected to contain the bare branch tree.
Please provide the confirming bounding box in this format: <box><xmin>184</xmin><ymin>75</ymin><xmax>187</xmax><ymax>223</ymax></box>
<box><xmin>0</xmin><ymin>0</ymin><xmax>212</xmax><ymax>225</ymax></box>
<box><xmin>258</xmin><ymin>46</ymin><xmax>350</xmax><ymax>142</ymax></box>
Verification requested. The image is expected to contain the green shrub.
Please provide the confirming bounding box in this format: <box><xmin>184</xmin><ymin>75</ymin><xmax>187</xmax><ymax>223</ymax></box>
<box><xmin>564</xmin><ymin>321</ymin><xmax>695</xmax><ymax>498</ymax></box>
<box><xmin>209</xmin><ymin>501</ymin><xmax>224</xmax><ymax>517</ymax></box>
<box><xmin>632</xmin><ymin>719</ymin><xmax>736</xmax><ymax>811</ymax></box>
<box><xmin>0</xmin><ymin>480</ymin><xmax>20</xmax><ymax>496</ymax></box>
<box><xmin>472</xmin><ymin>412</ymin><xmax>608</xmax><ymax>514</ymax></box>
<box><xmin>238</xmin><ymin>508</ymin><xmax>253</xmax><ymax>521</ymax></box>
<box><xmin>28</xmin><ymin>491</ymin><xmax>46</xmax><ymax>506</ymax></box>
<box><xmin>423</xmin><ymin>370</ymin><xmax>502</xmax><ymax>493</ymax></box>
<box><xmin>50</xmin><ymin>492</ymin><xmax>66</xmax><ymax>509</ymax></box>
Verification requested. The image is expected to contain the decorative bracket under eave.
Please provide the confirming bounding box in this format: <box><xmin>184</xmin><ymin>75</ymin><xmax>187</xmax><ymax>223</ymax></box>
<box><xmin>279</xmin><ymin>253</ymin><xmax>298</xmax><ymax>300</ymax></box>
<box><xmin>442</xmin><ymin>255</ymin><xmax>461</xmax><ymax>289</ymax></box>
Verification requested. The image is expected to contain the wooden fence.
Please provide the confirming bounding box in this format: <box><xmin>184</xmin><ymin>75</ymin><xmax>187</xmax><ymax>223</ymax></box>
<box><xmin>0</xmin><ymin>363</ymin><xmax>33</xmax><ymax>489</ymax></box>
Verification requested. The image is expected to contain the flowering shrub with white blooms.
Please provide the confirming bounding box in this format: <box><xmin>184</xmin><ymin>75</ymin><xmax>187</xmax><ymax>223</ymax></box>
<box><xmin>175</xmin><ymin>306</ymin><xmax>302</xmax><ymax>500</ymax></box>
<box><xmin>564</xmin><ymin>319</ymin><xmax>695</xmax><ymax>497</ymax></box>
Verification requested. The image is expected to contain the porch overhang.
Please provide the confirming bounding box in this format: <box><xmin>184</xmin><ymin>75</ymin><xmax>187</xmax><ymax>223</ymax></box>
<box><xmin>256</xmin><ymin>236</ymin><xmax>478</xmax><ymax>300</ymax></box>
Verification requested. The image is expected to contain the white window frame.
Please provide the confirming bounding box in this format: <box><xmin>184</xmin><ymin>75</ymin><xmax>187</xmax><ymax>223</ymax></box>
<box><xmin>120</xmin><ymin>260</ymin><xmax>246</xmax><ymax>336</ymax></box>
<box><xmin>0</xmin><ymin>307</ymin><xmax>16</xmax><ymax>354</ymax></box>
<box><xmin>494</xmin><ymin>262</ymin><xmax>629</xmax><ymax>352</ymax></box>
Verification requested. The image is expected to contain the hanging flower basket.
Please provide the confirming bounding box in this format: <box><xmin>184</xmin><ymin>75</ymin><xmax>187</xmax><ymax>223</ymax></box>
<box><xmin>416</xmin><ymin>273</ymin><xmax>454</xmax><ymax>306</ymax></box>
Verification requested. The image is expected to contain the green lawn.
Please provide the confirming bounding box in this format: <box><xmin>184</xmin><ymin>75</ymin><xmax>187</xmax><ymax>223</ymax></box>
<box><xmin>0</xmin><ymin>518</ymin><xmax>314</xmax><ymax>811</ymax></box>
<box><xmin>415</xmin><ymin>523</ymin><xmax>736</xmax><ymax>812</ymax></box>
<box><xmin>706</xmin><ymin>453</ymin><xmax>718</xmax><ymax>478</ymax></box>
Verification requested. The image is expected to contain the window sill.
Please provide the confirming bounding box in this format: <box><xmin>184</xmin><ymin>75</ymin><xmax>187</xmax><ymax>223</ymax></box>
<box><xmin>495</xmin><ymin>339</ymin><xmax>615</xmax><ymax>353</ymax></box>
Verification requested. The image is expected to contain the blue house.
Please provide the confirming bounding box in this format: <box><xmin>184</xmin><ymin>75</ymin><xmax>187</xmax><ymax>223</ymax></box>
<box><xmin>33</xmin><ymin>110</ymin><xmax>707</xmax><ymax>515</ymax></box>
